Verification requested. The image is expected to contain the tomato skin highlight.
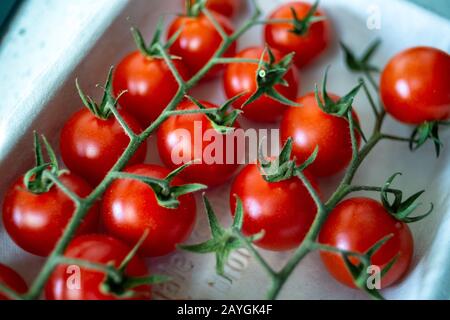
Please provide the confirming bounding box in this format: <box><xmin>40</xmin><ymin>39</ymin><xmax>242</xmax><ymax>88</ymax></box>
<box><xmin>230</xmin><ymin>164</ymin><xmax>318</xmax><ymax>251</ymax></box>
<box><xmin>45</xmin><ymin>235</ymin><xmax>150</xmax><ymax>300</ymax></box>
<box><xmin>264</xmin><ymin>1</ymin><xmax>330</xmax><ymax>68</ymax></box>
<box><xmin>380</xmin><ymin>46</ymin><xmax>450</xmax><ymax>124</ymax></box>
<box><xmin>101</xmin><ymin>164</ymin><xmax>197</xmax><ymax>257</ymax></box>
<box><xmin>167</xmin><ymin>12</ymin><xmax>236</xmax><ymax>78</ymax></box>
<box><xmin>60</xmin><ymin>109</ymin><xmax>147</xmax><ymax>186</ymax></box>
<box><xmin>113</xmin><ymin>51</ymin><xmax>188</xmax><ymax>127</ymax></box>
<box><xmin>0</xmin><ymin>264</ymin><xmax>28</xmax><ymax>300</ymax></box>
<box><xmin>280</xmin><ymin>93</ymin><xmax>361</xmax><ymax>177</ymax></box>
<box><xmin>184</xmin><ymin>0</ymin><xmax>240</xmax><ymax>18</ymax></box>
<box><xmin>2</xmin><ymin>173</ymin><xmax>99</xmax><ymax>257</ymax></box>
<box><xmin>319</xmin><ymin>198</ymin><xmax>414</xmax><ymax>289</ymax></box>
<box><xmin>157</xmin><ymin>100</ymin><xmax>241</xmax><ymax>187</ymax></box>
<box><xmin>223</xmin><ymin>46</ymin><xmax>299</xmax><ymax>123</ymax></box>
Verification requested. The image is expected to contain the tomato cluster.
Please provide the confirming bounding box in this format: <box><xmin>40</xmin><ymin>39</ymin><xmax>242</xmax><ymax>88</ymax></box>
<box><xmin>1</xmin><ymin>0</ymin><xmax>448</xmax><ymax>300</ymax></box>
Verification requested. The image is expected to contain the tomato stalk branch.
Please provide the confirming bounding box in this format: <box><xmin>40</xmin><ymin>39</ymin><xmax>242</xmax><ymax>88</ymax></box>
<box><xmin>42</xmin><ymin>171</ymin><xmax>82</xmax><ymax>205</ymax></box>
<box><xmin>233</xmin><ymin>231</ymin><xmax>277</xmax><ymax>279</ymax></box>
<box><xmin>246</xmin><ymin>63</ymin><xmax>393</xmax><ymax>300</ymax></box>
<box><xmin>0</xmin><ymin>282</ymin><xmax>25</xmax><ymax>300</ymax></box>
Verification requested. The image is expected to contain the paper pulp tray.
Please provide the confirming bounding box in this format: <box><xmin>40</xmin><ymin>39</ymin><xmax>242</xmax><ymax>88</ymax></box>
<box><xmin>0</xmin><ymin>0</ymin><xmax>449</xmax><ymax>300</ymax></box>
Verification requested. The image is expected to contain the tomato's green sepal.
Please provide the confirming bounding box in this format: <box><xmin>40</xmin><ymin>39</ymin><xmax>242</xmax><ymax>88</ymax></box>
<box><xmin>242</xmin><ymin>47</ymin><xmax>301</xmax><ymax>109</ymax></box>
<box><xmin>111</xmin><ymin>162</ymin><xmax>207</xmax><ymax>210</ymax></box>
<box><xmin>259</xmin><ymin>137</ymin><xmax>296</xmax><ymax>183</ymax></box>
<box><xmin>341</xmin><ymin>39</ymin><xmax>381</xmax><ymax>73</ymax></box>
<box><xmin>288</xmin><ymin>0</ymin><xmax>323</xmax><ymax>36</ymax></box>
<box><xmin>179</xmin><ymin>195</ymin><xmax>262</xmax><ymax>281</ymax></box>
<box><xmin>380</xmin><ymin>173</ymin><xmax>433</xmax><ymax>223</ymax></box>
<box><xmin>316</xmin><ymin>234</ymin><xmax>395</xmax><ymax>300</ymax></box>
<box><xmin>185</xmin><ymin>0</ymin><xmax>208</xmax><ymax>17</ymax></box>
<box><xmin>259</xmin><ymin>137</ymin><xmax>318</xmax><ymax>183</ymax></box>
<box><xmin>315</xmin><ymin>67</ymin><xmax>367</xmax><ymax>142</ymax></box>
<box><xmin>186</xmin><ymin>94</ymin><xmax>242</xmax><ymax>135</ymax></box>
<box><xmin>409</xmin><ymin>121</ymin><xmax>448</xmax><ymax>157</ymax></box>
<box><xmin>98</xmin><ymin>230</ymin><xmax>171</xmax><ymax>298</ymax></box>
<box><xmin>23</xmin><ymin>132</ymin><xmax>65</xmax><ymax>194</ymax></box>
<box><xmin>76</xmin><ymin>66</ymin><xmax>122</xmax><ymax>120</ymax></box>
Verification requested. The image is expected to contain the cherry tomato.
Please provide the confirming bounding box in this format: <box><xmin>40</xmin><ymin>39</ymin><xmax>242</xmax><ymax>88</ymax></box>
<box><xmin>60</xmin><ymin>109</ymin><xmax>147</xmax><ymax>186</ymax></box>
<box><xmin>2</xmin><ymin>173</ymin><xmax>99</xmax><ymax>257</ymax></box>
<box><xmin>167</xmin><ymin>12</ymin><xmax>236</xmax><ymax>78</ymax></box>
<box><xmin>319</xmin><ymin>197</ymin><xmax>414</xmax><ymax>289</ymax></box>
<box><xmin>380</xmin><ymin>46</ymin><xmax>450</xmax><ymax>124</ymax></box>
<box><xmin>45</xmin><ymin>235</ymin><xmax>150</xmax><ymax>300</ymax></box>
<box><xmin>101</xmin><ymin>164</ymin><xmax>197</xmax><ymax>257</ymax></box>
<box><xmin>230</xmin><ymin>163</ymin><xmax>318</xmax><ymax>251</ymax></box>
<box><xmin>0</xmin><ymin>264</ymin><xmax>28</xmax><ymax>300</ymax></box>
<box><xmin>280</xmin><ymin>93</ymin><xmax>361</xmax><ymax>177</ymax></box>
<box><xmin>264</xmin><ymin>1</ymin><xmax>330</xmax><ymax>68</ymax></box>
<box><xmin>157</xmin><ymin>100</ymin><xmax>241</xmax><ymax>187</ymax></box>
<box><xmin>184</xmin><ymin>0</ymin><xmax>240</xmax><ymax>18</ymax></box>
<box><xmin>113</xmin><ymin>51</ymin><xmax>188</xmax><ymax>127</ymax></box>
<box><xmin>223</xmin><ymin>46</ymin><xmax>299</xmax><ymax>122</ymax></box>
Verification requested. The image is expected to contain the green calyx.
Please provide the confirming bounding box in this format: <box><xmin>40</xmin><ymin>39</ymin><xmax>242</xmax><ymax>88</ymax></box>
<box><xmin>316</xmin><ymin>234</ymin><xmax>397</xmax><ymax>300</ymax></box>
<box><xmin>409</xmin><ymin>121</ymin><xmax>449</xmax><ymax>157</ymax></box>
<box><xmin>242</xmin><ymin>47</ymin><xmax>301</xmax><ymax>108</ymax></box>
<box><xmin>185</xmin><ymin>0</ymin><xmax>207</xmax><ymax>17</ymax></box>
<box><xmin>186</xmin><ymin>94</ymin><xmax>243</xmax><ymax>134</ymax></box>
<box><xmin>179</xmin><ymin>195</ymin><xmax>263</xmax><ymax>281</ymax></box>
<box><xmin>77</xmin><ymin>67</ymin><xmax>122</xmax><ymax>120</ymax></box>
<box><xmin>23</xmin><ymin>132</ymin><xmax>65</xmax><ymax>194</ymax></box>
<box><xmin>100</xmin><ymin>230</ymin><xmax>170</xmax><ymax>298</ymax></box>
<box><xmin>113</xmin><ymin>162</ymin><xmax>207</xmax><ymax>209</ymax></box>
<box><xmin>315</xmin><ymin>67</ymin><xmax>367</xmax><ymax>142</ymax></box>
<box><xmin>258</xmin><ymin>137</ymin><xmax>318</xmax><ymax>183</ymax></box>
<box><xmin>381</xmin><ymin>173</ymin><xmax>433</xmax><ymax>223</ymax></box>
<box><xmin>288</xmin><ymin>0</ymin><xmax>322</xmax><ymax>36</ymax></box>
<box><xmin>131</xmin><ymin>16</ymin><xmax>182</xmax><ymax>59</ymax></box>
<box><xmin>341</xmin><ymin>39</ymin><xmax>381</xmax><ymax>73</ymax></box>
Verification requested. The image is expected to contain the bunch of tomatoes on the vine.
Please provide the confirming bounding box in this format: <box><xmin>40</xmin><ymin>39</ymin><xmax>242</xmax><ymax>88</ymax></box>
<box><xmin>1</xmin><ymin>0</ymin><xmax>449</xmax><ymax>300</ymax></box>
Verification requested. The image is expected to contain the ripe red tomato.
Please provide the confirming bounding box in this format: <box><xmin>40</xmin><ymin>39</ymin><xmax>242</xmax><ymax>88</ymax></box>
<box><xmin>264</xmin><ymin>1</ymin><xmax>330</xmax><ymax>68</ymax></box>
<box><xmin>45</xmin><ymin>235</ymin><xmax>150</xmax><ymax>300</ymax></box>
<box><xmin>380</xmin><ymin>46</ymin><xmax>450</xmax><ymax>124</ymax></box>
<box><xmin>2</xmin><ymin>173</ymin><xmax>99</xmax><ymax>257</ymax></box>
<box><xmin>319</xmin><ymin>197</ymin><xmax>414</xmax><ymax>289</ymax></box>
<box><xmin>223</xmin><ymin>46</ymin><xmax>299</xmax><ymax>122</ymax></box>
<box><xmin>60</xmin><ymin>109</ymin><xmax>147</xmax><ymax>186</ymax></box>
<box><xmin>0</xmin><ymin>264</ymin><xmax>28</xmax><ymax>300</ymax></box>
<box><xmin>113</xmin><ymin>51</ymin><xmax>188</xmax><ymax>127</ymax></box>
<box><xmin>184</xmin><ymin>0</ymin><xmax>240</xmax><ymax>18</ymax></box>
<box><xmin>167</xmin><ymin>12</ymin><xmax>236</xmax><ymax>78</ymax></box>
<box><xmin>157</xmin><ymin>100</ymin><xmax>241</xmax><ymax>187</ymax></box>
<box><xmin>280</xmin><ymin>93</ymin><xmax>361</xmax><ymax>177</ymax></box>
<box><xmin>101</xmin><ymin>164</ymin><xmax>197</xmax><ymax>257</ymax></box>
<box><xmin>230</xmin><ymin>164</ymin><xmax>318</xmax><ymax>251</ymax></box>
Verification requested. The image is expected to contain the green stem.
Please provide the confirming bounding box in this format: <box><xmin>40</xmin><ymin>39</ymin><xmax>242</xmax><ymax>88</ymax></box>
<box><xmin>107</xmin><ymin>103</ymin><xmax>139</xmax><ymax>140</ymax></box>
<box><xmin>55</xmin><ymin>257</ymin><xmax>122</xmax><ymax>283</ymax></box>
<box><xmin>363</xmin><ymin>70</ymin><xmax>379</xmax><ymax>92</ymax></box>
<box><xmin>266</xmin><ymin>74</ymin><xmax>387</xmax><ymax>299</ymax></box>
<box><xmin>234</xmin><ymin>231</ymin><xmax>277</xmax><ymax>279</ymax></box>
<box><xmin>381</xmin><ymin>134</ymin><xmax>412</xmax><ymax>143</ymax></box>
<box><xmin>360</xmin><ymin>78</ymin><xmax>379</xmax><ymax>117</ymax></box>
<box><xmin>43</xmin><ymin>171</ymin><xmax>81</xmax><ymax>204</ymax></box>
<box><xmin>213</xmin><ymin>57</ymin><xmax>261</xmax><ymax>65</ymax></box>
<box><xmin>0</xmin><ymin>283</ymin><xmax>25</xmax><ymax>300</ymax></box>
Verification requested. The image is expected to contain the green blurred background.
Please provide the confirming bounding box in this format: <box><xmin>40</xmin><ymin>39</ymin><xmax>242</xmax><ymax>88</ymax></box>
<box><xmin>411</xmin><ymin>0</ymin><xmax>450</xmax><ymax>19</ymax></box>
